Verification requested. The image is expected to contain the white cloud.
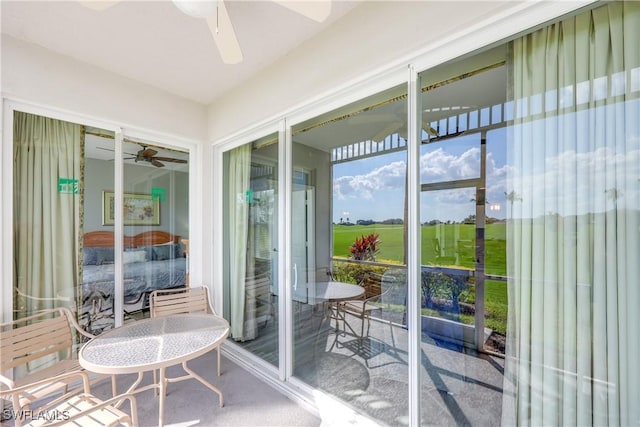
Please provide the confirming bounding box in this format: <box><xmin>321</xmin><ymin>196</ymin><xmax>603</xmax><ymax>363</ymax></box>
<box><xmin>333</xmin><ymin>160</ymin><xmax>406</xmax><ymax>200</ymax></box>
<box><xmin>420</xmin><ymin>147</ymin><xmax>480</xmax><ymax>182</ymax></box>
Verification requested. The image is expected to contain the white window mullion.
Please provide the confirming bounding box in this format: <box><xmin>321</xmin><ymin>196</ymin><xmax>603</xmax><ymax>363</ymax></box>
<box><xmin>280</xmin><ymin>119</ymin><xmax>291</xmax><ymax>381</ymax></box>
<box><xmin>113</xmin><ymin>129</ymin><xmax>124</xmax><ymax>327</ymax></box>
<box><xmin>407</xmin><ymin>64</ymin><xmax>422</xmax><ymax>427</ymax></box>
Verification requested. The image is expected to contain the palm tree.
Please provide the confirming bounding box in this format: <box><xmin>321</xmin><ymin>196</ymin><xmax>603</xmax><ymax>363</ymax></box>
<box><xmin>605</xmin><ymin>188</ymin><xmax>623</xmax><ymax>209</ymax></box>
<box><xmin>504</xmin><ymin>190</ymin><xmax>523</xmax><ymax>211</ymax></box>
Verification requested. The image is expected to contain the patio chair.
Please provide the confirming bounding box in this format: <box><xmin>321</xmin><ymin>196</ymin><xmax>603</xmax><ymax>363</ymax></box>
<box><xmin>150</xmin><ymin>286</ymin><xmax>222</xmax><ymax>376</ymax></box>
<box><xmin>0</xmin><ymin>371</ymin><xmax>137</xmax><ymax>427</ymax></box>
<box><xmin>339</xmin><ymin>271</ymin><xmax>395</xmax><ymax>343</ymax></box>
<box><xmin>0</xmin><ymin>307</ymin><xmax>117</xmax><ymax>417</ymax></box>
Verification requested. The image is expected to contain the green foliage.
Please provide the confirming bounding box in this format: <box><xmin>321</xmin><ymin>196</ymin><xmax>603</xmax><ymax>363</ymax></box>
<box><xmin>333</xmin><ymin>224</ymin><xmax>405</xmax><ymax>261</ymax></box>
<box><xmin>421</xmin><ymin>270</ymin><xmax>470</xmax><ymax>313</ymax></box>
<box><xmin>331</xmin><ymin>261</ymin><xmax>387</xmax><ymax>284</ymax></box>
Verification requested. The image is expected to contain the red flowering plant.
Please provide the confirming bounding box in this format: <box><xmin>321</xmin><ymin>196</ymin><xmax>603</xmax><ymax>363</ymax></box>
<box><xmin>349</xmin><ymin>233</ymin><xmax>381</xmax><ymax>261</ymax></box>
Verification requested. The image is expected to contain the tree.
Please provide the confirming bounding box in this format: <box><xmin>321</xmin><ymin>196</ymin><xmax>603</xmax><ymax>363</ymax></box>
<box><xmin>504</xmin><ymin>191</ymin><xmax>523</xmax><ymax>211</ymax></box>
<box><xmin>605</xmin><ymin>188</ymin><xmax>623</xmax><ymax>209</ymax></box>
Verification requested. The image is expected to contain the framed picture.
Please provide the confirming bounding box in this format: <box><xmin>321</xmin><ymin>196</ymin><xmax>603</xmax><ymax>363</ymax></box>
<box><xmin>102</xmin><ymin>191</ymin><xmax>160</xmax><ymax>226</ymax></box>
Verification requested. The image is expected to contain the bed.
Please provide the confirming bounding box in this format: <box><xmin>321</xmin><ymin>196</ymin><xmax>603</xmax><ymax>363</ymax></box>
<box><xmin>80</xmin><ymin>230</ymin><xmax>187</xmax><ymax>332</ymax></box>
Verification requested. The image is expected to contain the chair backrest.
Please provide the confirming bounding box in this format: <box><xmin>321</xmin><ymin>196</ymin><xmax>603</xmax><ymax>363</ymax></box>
<box><xmin>149</xmin><ymin>286</ymin><xmax>214</xmax><ymax>318</ymax></box>
<box><xmin>0</xmin><ymin>308</ymin><xmax>74</xmax><ymax>372</ymax></box>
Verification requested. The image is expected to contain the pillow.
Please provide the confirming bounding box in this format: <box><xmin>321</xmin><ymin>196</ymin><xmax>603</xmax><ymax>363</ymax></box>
<box><xmin>94</xmin><ymin>247</ymin><xmax>115</xmax><ymax>265</ymax></box>
<box><xmin>130</xmin><ymin>245</ymin><xmax>154</xmax><ymax>260</ymax></box>
<box><xmin>152</xmin><ymin>243</ymin><xmax>178</xmax><ymax>261</ymax></box>
<box><xmin>177</xmin><ymin>241</ymin><xmax>187</xmax><ymax>258</ymax></box>
<box><xmin>123</xmin><ymin>250</ymin><xmax>147</xmax><ymax>264</ymax></box>
<box><xmin>83</xmin><ymin>247</ymin><xmax>98</xmax><ymax>265</ymax></box>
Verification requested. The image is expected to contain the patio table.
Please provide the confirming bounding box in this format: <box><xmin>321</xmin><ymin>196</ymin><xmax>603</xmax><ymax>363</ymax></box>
<box><xmin>79</xmin><ymin>313</ymin><xmax>229</xmax><ymax>427</ymax></box>
<box><xmin>308</xmin><ymin>281</ymin><xmax>365</xmax><ymax>338</ymax></box>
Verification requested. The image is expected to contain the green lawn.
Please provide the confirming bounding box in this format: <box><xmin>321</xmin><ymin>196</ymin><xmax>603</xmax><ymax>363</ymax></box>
<box><xmin>333</xmin><ymin>223</ymin><xmax>506</xmax><ymax>275</ymax></box>
<box><xmin>333</xmin><ymin>223</ymin><xmax>508</xmax><ymax>336</ymax></box>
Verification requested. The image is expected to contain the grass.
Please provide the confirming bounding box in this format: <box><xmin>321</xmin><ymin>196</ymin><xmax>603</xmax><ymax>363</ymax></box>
<box><xmin>333</xmin><ymin>223</ymin><xmax>506</xmax><ymax>275</ymax></box>
<box><xmin>333</xmin><ymin>223</ymin><xmax>508</xmax><ymax>336</ymax></box>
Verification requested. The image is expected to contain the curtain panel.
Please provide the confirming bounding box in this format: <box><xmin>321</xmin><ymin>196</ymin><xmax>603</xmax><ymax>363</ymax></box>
<box><xmin>13</xmin><ymin>112</ymin><xmax>82</xmax><ymax>319</ymax></box>
<box><xmin>227</xmin><ymin>143</ymin><xmax>258</xmax><ymax>341</ymax></box>
<box><xmin>502</xmin><ymin>3</ymin><xmax>639</xmax><ymax>426</ymax></box>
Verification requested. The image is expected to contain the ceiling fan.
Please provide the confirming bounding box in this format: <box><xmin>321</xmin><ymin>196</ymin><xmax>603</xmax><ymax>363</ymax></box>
<box><xmin>130</xmin><ymin>145</ymin><xmax>188</xmax><ymax>168</ymax></box>
<box><xmin>79</xmin><ymin>0</ymin><xmax>332</xmax><ymax>64</ymax></box>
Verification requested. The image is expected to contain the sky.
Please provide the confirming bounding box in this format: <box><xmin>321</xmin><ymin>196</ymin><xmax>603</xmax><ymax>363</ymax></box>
<box><xmin>332</xmin><ymin>130</ymin><xmax>509</xmax><ymax>224</ymax></box>
<box><xmin>332</xmin><ymin>107</ymin><xmax>640</xmax><ymax>224</ymax></box>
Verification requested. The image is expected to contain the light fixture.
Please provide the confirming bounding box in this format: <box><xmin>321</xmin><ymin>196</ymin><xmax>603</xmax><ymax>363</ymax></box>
<box><xmin>172</xmin><ymin>0</ymin><xmax>217</xmax><ymax>18</ymax></box>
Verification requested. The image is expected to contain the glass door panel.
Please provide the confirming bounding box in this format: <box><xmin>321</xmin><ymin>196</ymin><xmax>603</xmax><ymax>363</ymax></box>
<box><xmin>222</xmin><ymin>134</ymin><xmax>279</xmax><ymax>366</ymax></box>
<box><xmin>484</xmin><ymin>127</ymin><xmax>507</xmax><ymax>354</ymax></box>
<box><xmin>121</xmin><ymin>138</ymin><xmax>189</xmax><ymax>325</ymax></box>
<box><xmin>420</xmin><ymin>187</ymin><xmax>476</xmax><ymax>349</ymax></box>
<box><xmin>12</xmin><ymin>112</ymin><xmax>89</xmax><ymax>325</ymax></box>
<box><xmin>418</xmin><ymin>51</ymin><xmax>508</xmax><ymax>426</ymax></box>
<box><xmin>291</xmin><ymin>85</ymin><xmax>409</xmax><ymax>426</ymax></box>
<box><xmin>81</xmin><ymin>127</ymin><xmax>118</xmax><ymax>334</ymax></box>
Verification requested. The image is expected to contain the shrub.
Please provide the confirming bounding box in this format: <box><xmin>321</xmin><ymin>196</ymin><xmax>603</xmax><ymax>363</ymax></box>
<box><xmin>349</xmin><ymin>233</ymin><xmax>380</xmax><ymax>261</ymax></box>
<box><xmin>421</xmin><ymin>269</ymin><xmax>470</xmax><ymax>314</ymax></box>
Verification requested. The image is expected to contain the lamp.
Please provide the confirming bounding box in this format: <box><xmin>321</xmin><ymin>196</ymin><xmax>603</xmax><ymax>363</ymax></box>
<box><xmin>172</xmin><ymin>0</ymin><xmax>217</xmax><ymax>18</ymax></box>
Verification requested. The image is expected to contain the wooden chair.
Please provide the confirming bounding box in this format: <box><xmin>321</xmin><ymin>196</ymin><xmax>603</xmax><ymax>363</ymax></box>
<box><xmin>0</xmin><ymin>308</ymin><xmax>117</xmax><ymax>417</ymax></box>
<box><xmin>0</xmin><ymin>371</ymin><xmax>137</xmax><ymax>427</ymax></box>
<box><xmin>339</xmin><ymin>272</ymin><xmax>395</xmax><ymax>342</ymax></box>
<box><xmin>149</xmin><ymin>286</ymin><xmax>222</xmax><ymax>376</ymax></box>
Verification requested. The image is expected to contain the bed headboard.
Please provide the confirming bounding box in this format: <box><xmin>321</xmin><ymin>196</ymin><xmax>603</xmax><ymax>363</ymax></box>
<box><xmin>133</xmin><ymin>231</ymin><xmax>180</xmax><ymax>247</ymax></box>
<box><xmin>83</xmin><ymin>231</ymin><xmax>179</xmax><ymax>248</ymax></box>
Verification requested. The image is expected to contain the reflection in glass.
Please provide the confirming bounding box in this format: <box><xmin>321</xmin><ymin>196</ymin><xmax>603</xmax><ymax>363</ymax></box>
<box><xmin>292</xmin><ymin>86</ymin><xmax>409</xmax><ymax>425</ymax></box>
<box><xmin>222</xmin><ymin>135</ymin><xmax>279</xmax><ymax>366</ymax></box>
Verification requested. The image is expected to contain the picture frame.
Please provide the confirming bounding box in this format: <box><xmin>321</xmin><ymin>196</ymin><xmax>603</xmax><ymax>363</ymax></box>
<box><xmin>102</xmin><ymin>191</ymin><xmax>160</xmax><ymax>226</ymax></box>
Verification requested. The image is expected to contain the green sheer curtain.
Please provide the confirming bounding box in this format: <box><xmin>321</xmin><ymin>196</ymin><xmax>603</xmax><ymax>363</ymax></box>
<box><xmin>13</xmin><ymin>112</ymin><xmax>83</xmax><ymax>319</ymax></box>
<box><xmin>227</xmin><ymin>143</ymin><xmax>258</xmax><ymax>341</ymax></box>
<box><xmin>503</xmin><ymin>3</ymin><xmax>640</xmax><ymax>425</ymax></box>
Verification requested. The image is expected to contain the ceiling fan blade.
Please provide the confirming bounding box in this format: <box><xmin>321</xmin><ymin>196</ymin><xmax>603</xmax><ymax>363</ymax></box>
<box><xmin>97</xmin><ymin>146</ymin><xmax>138</xmax><ymax>156</ymax></box>
<box><xmin>272</xmin><ymin>0</ymin><xmax>331</xmax><ymax>22</ymax></box>
<box><xmin>153</xmin><ymin>157</ymin><xmax>188</xmax><ymax>164</ymax></box>
<box><xmin>139</xmin><ymin>148</ymin><xmax>158</xmax><ymax>158</ymax></box>
<box><xmin>206</xmin><ymin>0</ymin><xmax>243</xmax><ymax>64</ymax></box>
<box><xmin>151</xmin><ymin>159</ymin><xmax>166</xmax><ymax>168</ymax></box>
<box><xmin>372</xmin><ymin>121</ymin><xmax>403</xmax><ymax>143</ymax></box>
<box><xmin>422</xmin><ymin>121</ymin><xmax>439</xmax><ymax>137</ymax></box>
<box><xmin>78</xmin><ymin>0</ymin><xmax>122</xmax><ymax>11</ymax></box>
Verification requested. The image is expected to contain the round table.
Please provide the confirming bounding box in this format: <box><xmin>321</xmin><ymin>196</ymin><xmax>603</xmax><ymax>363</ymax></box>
<box><xmin>79</xmin><ymin>313</ymin><xmax>229</xmax><ymax>426</ymax></box>
<box><xmin>310</xmin><ymin>281</ymin><xmax>364</xmax><ymax>304</ymax></box>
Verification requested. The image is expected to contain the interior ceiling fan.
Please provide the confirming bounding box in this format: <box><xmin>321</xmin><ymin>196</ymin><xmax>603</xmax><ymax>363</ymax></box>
<box><xmin>79</xmin><ymin>0</ymin><xmax>332</xmax><ymax>64</ymax></box>
<box><xmin>129</xmin><ymin>144</ymin><xmax>188</xmax><ymax>168</ymax></box>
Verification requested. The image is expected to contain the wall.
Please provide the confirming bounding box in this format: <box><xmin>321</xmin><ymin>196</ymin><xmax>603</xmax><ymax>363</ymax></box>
<box><xmin>1</xmin><ymin>35</ymin><xmax>207</xmax><ymax>140</ymax></box>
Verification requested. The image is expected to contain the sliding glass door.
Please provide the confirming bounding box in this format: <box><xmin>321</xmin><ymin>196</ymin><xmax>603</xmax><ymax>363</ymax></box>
<box><xmin>12</xmin><ymin>112</ymin><xmax>88</xmax><ymax>323</ymax></box>
<box><xmin>291</xmin><ymin>85</ymin><xmax>410</xmax><ymax>424</ymax></box>
<box><xmin>222</xmin><ymin>133</ymin><xmax>279</xmax><ymax>366</ymax></box>
<box><xmin>120</xmin><ymin>138</ymin><xmax>189</xmax><ymax>324</ymax></box>
<box><xmin>12</xmin><ymin>111</ymin><xmax>191</xmax><ymax>336</ymax></box>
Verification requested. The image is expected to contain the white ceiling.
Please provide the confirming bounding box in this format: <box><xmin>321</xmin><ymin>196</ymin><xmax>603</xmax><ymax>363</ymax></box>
<box><xmin>1</xmin><ymin>0</ymin><xmax>361</xmax><ymax>105</ymax></box>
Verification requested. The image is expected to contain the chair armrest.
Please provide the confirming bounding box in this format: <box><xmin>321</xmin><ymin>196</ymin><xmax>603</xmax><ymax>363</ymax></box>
<box><xmin>60</xmin><ymin>307</ymin><xmax>96</xmax><ymax>340</ymax></box>
<box><xmin>0</xmin><ymin>370</ymin><xmax>91</xmax><ymax>399</ymax></box>
<box><xmin>0</xmin><ymin>372</ymin><xmax>16</xmax><ymax>390</ymax></box>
